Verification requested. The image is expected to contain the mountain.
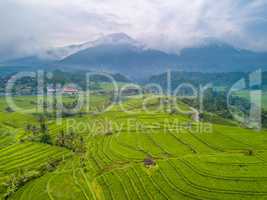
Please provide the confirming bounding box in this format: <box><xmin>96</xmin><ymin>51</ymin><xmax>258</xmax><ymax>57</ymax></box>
<box><xmin>2</xmin><ymin>33</ymin><xmax>267</xmax><ymax>78</ymax></box>
<box><xmin>57</xmin><ymin>33</ymin><xmax>180</xmax><ymax>77</ymax></box>
<box><xmin>58</xmin><ymin>35</ymin><xmax>267</xmax><ymax>77</ymax></box>
<box><xmin>1</xmin><ymin>33</ymin><xmax>143</xmax><ymax>65</ymax></box>
<box><xmin>46</xmin><ymin>33</ymin><xmax>144</xmax><ymax>60</ymax></box>
<box><xmin>176</xmin><ymin>43</ymin><xmax>267</xmax><ymax>72</ymax></box>
<box><xmin>58</xmin><ymin>44</ymin><xmax>178</xmax><ymax>77</ymax></box>
<box><xmin>0</xmin><ymin>56</ymin><xmax>52</xmax><ymax>68</ymax></box>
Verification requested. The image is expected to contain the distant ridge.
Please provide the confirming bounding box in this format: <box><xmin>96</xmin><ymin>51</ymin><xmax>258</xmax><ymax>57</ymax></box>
<box><xmin>2</xmin><ymin>33</ymin><xmax>267</xmax><ymax>78</ymax></box>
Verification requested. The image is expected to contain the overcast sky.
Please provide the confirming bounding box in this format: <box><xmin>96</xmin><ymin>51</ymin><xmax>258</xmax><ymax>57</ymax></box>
<box><xmin>1</xmin><ymin>0</ymin><xmax>267</xmax><ymax>60</ymax></box>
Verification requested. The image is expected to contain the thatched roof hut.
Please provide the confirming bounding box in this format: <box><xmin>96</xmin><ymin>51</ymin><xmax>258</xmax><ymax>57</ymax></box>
<box><xmin>144</xmin><ymin>157</ymin><xmax>155</xmax><ymax>166</ymax></box>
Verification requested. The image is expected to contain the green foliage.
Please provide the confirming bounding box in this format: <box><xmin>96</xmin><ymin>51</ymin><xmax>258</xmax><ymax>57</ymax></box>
<box><xmin>55</xmin><ymin>130</ymin><xmax>86</xmax><ymax>153</ymax></box>
<box><xmin>40</xmin><ymin>132</ymin><xmax>52</xmax><ymax>145</ymax></box>
<box><xmin>25</xmin><ymin>115</ymin><xmax>53</xmax><ymax>145</ymax></box>
<box><xmin>149</xmin><ymin>71</ymin><xmax>267</xmax><ymax>90</ymax></box>
<box><xmin>5</xmin><ymin>107</ymin><xmax>14</xmax><ymax>113</ymax></box>
<box><xmin>3</xmin><ymin>169</ymin><xmax>41</xmax><ymax>199</ymax></box>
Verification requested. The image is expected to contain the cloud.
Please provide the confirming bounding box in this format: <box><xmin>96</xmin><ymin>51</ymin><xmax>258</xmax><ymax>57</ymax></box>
<box><xmin>0</xmin><ymin>0</ymin><xmax>267</xmax><ymax>60</ymax></box>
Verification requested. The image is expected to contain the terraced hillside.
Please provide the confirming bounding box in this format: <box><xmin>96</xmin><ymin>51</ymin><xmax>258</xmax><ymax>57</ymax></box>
<box><xmin>0</xmin><ymin>95</ymin><xmax>267</xmax><ymax>199</ymax></box>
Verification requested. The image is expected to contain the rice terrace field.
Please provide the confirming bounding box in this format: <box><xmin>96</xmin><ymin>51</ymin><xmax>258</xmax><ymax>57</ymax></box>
<box><xmin>0</xmin><ymin>94</ymin><xmax>266</xmax><ymax>200</ymax></box>
<box><xmin>1</xmin><ymin>0</ymin><xmax>267</xmax><ymax>199</ymax></box>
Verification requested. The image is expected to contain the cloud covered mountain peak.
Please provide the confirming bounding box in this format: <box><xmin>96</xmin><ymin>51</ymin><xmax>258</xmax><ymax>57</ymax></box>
<box><xmin>44</xmin><ymin>33</ymin><xmax>144</xmax><ymax>60</ymax></box>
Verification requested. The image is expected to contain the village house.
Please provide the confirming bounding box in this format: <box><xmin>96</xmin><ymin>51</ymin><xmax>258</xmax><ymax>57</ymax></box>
<box><xmin>62</xmin><ymin>87</ymin><xmax>79</xmax><ymax>95</ymax></box>
<box><xmin>120</xmin><ymin>88</ymin><xmax>140</xmax><ymax>96</ymax></box>
<box><xmin>47</xmin><ymin>86</ymin><xmax>56</xmax><ymax>95</ymax></box>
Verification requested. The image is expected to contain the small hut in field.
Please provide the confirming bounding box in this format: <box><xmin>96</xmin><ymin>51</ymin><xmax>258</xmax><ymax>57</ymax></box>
<box><xmin>144</xmin><ymin>157</ymin><xmax>156</xmax><ymax>167</ymax></box>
